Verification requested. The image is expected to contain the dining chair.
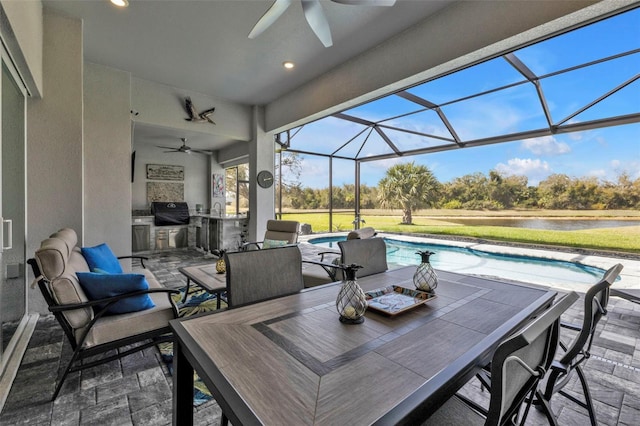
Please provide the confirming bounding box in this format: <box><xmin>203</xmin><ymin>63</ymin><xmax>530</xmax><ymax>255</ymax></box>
<box><xmin>422</xmin><ymin>291</ymin><xmax>579</xmax><ymax>426</ymax></box>
<box><xmin>241</xmin><ymin>219</ymin><xmax>300</xmax><ymax>251</ymax></box>
<box><xmin>223</xmin><ymin>244</ymin><xmax>305</xmax><ymax>308</ymax></box>
<box><xmin>338</xmin><ymin>237</ymin><xmax>388</xmax><ymax>278</ymax></box>
<box><xmin>219</xmin><ymin>245</ymin><xmax>305</xmax><ymax>425</ymax></box>
<box><xmin>610</xmin><ymin>286</ymin><xmax>640</xmax><ymax>304</ymax></box>
<box><xmin>301</xmin><ymin>237</ymin><xmax>388</xmax><ymax>286</ymax></box>
<box><xmin>540</xmin><ymin>263</ymin><xmax>624</xmax><ymax>426</ymax></box>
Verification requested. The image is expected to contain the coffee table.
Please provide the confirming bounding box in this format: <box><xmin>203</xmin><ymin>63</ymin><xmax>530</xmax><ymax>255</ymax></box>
<box><xmin>178</xmin><ymin>264</ymin><xmax>226</xmax><ymax>307</ymax></box>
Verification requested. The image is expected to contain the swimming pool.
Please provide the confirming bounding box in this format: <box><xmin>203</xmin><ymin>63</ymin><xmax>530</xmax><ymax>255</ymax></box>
<box><xmin>308</xmin><ymin>236</ymin><xmax>606</xmax><ymax>287</ymax></box>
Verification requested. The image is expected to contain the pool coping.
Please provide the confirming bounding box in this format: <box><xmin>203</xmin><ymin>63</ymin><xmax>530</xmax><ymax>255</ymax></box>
<box><xmin>298</xmin><ymin>232</ymin><xmax>640</xmax><ymax>294</ymax></box>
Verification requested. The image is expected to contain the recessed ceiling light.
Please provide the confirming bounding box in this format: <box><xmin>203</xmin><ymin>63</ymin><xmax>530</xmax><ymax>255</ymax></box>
<box><xmin>283</xmin><ymin>61</ymin><xmax>295</xmax><ymax>70</ymax></box>
<box><xmin>110</xmin><ymin>0</ymin><xmax>129</xmax><ymax>7</ymax></box>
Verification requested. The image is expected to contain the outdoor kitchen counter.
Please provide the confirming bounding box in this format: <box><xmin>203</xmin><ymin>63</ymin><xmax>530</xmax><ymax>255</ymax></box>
<box><xmin>132</xmin><ymin>215</ymin><xmax>190</xmax><ymax>252</ymax></box>
<box><xmin>131</xmin><ymin>214</ymin><xmax>248</xmax><ymax>253</ymax></box>
<box><xmin>190</xmin><ymin>214</ymin><xmax>247</xmax><ymax>220</ymax></box>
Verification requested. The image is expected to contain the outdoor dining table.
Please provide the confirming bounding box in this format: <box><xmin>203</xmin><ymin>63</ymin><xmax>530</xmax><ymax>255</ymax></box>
<box><xmin>170</xmin><ymin>266</ymin><xmax>557</xmax><ymax>425</ymax></box>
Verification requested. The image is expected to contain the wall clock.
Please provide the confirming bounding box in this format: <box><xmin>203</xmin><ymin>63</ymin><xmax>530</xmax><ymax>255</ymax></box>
<box><xmin>257</xmin><ymin>170</ymin><xmax>274</xmax><ymax>188</ymax></box>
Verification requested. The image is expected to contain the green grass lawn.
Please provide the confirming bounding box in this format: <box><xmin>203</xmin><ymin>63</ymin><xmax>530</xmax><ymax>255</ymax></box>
<box><xmin>282</xmin><ymin>211</ymin><xmax>640</xmax><ymax>253</ymax></box>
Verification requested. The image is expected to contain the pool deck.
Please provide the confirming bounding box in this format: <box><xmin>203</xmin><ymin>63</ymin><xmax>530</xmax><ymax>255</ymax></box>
<box><xmin>299</xmin><ymin>232</ymin><xmax>640</xmax><ymax>293</ymax></box>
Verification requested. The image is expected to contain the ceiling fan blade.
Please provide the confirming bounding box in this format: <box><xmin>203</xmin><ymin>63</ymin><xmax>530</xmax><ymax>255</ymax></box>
<box><xmin>191</xmin><ymin>149</ymin><xmax>213</xmax><ymax>156</ymax></box>
<box><xmin>302</xmin><ymin>0</ymin><xmax>333</xmax><ymax>47</ymax></box>
<box><xmin>157</xmin><ymin>145</ymin><xmax>177</xmax><ymax>150</ymax></box>
<box><xmin>163</xmin><ymin>150</ymin><xmax>179</xmax><ymax>153</ymax></box>
<box><xmin>331</xmin><ymin>0</ymin><xmax>396</xmax><ymax>5</ymax></box>
<box><xmin>248</xmin><ymin>0</ymin><xmax>293</xmax><ymax>39</ymax></box>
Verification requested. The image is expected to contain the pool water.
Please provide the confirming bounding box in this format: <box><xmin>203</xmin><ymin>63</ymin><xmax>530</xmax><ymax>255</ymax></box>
<box><xmin>308</xmin><ymin>236</ymin><xmax>605</xmax><ymax>287</ymax></box>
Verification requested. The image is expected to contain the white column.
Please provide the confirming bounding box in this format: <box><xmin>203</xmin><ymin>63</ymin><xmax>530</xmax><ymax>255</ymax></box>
<box><xmin>248</xmin><ymin>106</ymin><xmax>275</xmax><ymax>242</ymax></box>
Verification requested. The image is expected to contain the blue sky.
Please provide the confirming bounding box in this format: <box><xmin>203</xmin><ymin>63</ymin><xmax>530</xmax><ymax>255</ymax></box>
<box><xmin>285</xmin><ymin>7</ymin><xmax>640</xmax><ymax>189</ymax></box>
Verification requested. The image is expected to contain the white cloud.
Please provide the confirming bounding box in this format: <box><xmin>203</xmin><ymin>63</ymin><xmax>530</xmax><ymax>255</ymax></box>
<box><xmin>495</xmin><ymin>158</ymin><xmax>551</xmax><ymax>185</ymax></box>
<box><xmin>568</xmin><ymin>132</ymin><xmax>583</xmax><ymax>141</ymax></box>
<box><xmin>521</xmin><ymin>136</ymin><xmax>571</xmax><ymax>155</ymax></box>
<box><xmin>587</xmin><ymin>169</ymin><xmax>607</xmax><ymax>178</ymax></box>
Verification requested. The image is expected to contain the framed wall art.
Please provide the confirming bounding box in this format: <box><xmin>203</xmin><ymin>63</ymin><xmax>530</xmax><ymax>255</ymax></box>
<box><xmin>212</xmin><ymin>173</ymin><xmax>224</xmax><ymax>198</ymax></box>
<box><xmin>146</xmin><ymin>164</ymin><xmax>184</xmax><ymax>181</ymax></box>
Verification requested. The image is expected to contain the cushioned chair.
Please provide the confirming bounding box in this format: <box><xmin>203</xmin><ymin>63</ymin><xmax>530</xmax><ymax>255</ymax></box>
<box><xmin>224</xmin><ymin>245</ymin><xmax>305</xmax><ymax>308</ymax></box>
<box><xmin>241</xmin><ymin>219</ymin><xmax>300</xmax><ymax>251</ymax></box>
<box><xmin>541</xmin><ymin>263</ymin><xmax>624</xmax><ymax>426</ymax></box>
<box><xmin>28</xmin><ymin>228</ymin><xmax>179</xmax><ymax>400</ymax></box>
<box><xmin>610</xmin><ymin>287</ymin><xmax>640</xmax><ymax>304</ymax></box>
<box><xmin>346</xmin><ymin>226</ymin><xmax>377</xmax><ymax>240</ymax></box>
<box><xmin>302</xmin><ymin>237</ymin><xmax>388</xmax><ymax>286</ymax></box>
<box><xmin>422</xmin><ymin>291</ymin><xmax>579</xmax><ymax>426</ymax></box>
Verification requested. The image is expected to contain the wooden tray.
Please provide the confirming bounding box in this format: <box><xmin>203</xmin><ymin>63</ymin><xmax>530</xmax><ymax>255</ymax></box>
<box><xmin>365</xmin><ymin>285</ymin><xmax>436</xmax><ymax>316</ymax></box>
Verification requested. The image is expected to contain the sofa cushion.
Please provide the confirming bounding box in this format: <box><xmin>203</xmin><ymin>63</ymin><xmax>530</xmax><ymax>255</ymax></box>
<box><xmin>36</xmin><ymin>237</ymin><xmax>71</xmax><ymax>280</ymax></box>
<box><xmin>70</xmin><ymin>247</ymin><xmax>91</xmax><ymax>273</ymax></box>
<box><xmin>79</xmin><ymin>284</ymin><xmax>175</xmax><ymax>348</ymax></box>
<box><xmin>76</xmin><ymin>272</ymin><xmax>155</xmax><ymax>314</ymax></box>
<box><xmin>50</xmin><ymin>228</ymin><xmax>78</xmax><ymax>248</ymax></box>
<box><xmin>49</xmin><ymin>274</ymin><xmax>93</xmax><ymax>329</ymax></box>
<box><xmin>81</xmin><ymin>243</ymin><xmax>123</xmax><ymax>274</ymax></box>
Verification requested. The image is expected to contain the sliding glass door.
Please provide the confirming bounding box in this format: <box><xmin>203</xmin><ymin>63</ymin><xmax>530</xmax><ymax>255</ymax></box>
<box><xmin>0</xmin><ymin>50</ymin><xmax>27</xmax><ymax>374</ymax></box>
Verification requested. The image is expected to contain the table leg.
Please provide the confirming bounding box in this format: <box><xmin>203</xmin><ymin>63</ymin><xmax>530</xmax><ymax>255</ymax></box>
<box><xmin>182</xmin><ymin>278</ymin><xmax>191</xmax><ymax>303</ymax></box>
<box><xmin>217</xmin><ymin>291</ymin><xmax>221</xmax><ymax>309</ymax></box>
<box><xmin>173</xmin><ymin>339</ymin><xmax>194</xmax><ymax>426</ymax></box>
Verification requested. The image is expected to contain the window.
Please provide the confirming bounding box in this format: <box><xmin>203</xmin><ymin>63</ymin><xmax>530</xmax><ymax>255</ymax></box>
<box><xmin>225</xmin><ymin>164</ymin><xmax>249</xmax><ymax>215</ymax></box>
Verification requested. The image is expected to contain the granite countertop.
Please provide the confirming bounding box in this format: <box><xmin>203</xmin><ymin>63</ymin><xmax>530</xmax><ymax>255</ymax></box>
<box><xmin>132</xmin><ymin>214</ymin><xmax>248</xmax><ymax>222</ymax></box>
<box><xmin>193</xmin><ymin>214</ymin><xmax>248</xmax><ymax>220</ymax></box>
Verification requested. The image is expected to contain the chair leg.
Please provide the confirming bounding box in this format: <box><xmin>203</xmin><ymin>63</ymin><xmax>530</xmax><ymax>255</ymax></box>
<box><xmin>534</xmin><ymin>389</ymin><xmax>559</xmax><ymax>426</ymax></box>
<box><xmin>544</xmin><ymin>366</ymin><xmax>597</xmax><ymax>426</ymax></box>
<box><xmin>570</xmin><ymin>365</ymin><xmax>597</xmax><ymax>426</ymax></box>
<box><xmin>542</xmin><ymin>368</ymin><xmax>562</xmax><ymax>401</ymax></box>
<box><xmin>52</xmin><ymin>347</ymin><xmax>82</xmax><ymax>400</ymax></box>
<box><xmin>220</xmin><ymin>413</ymin><xmax>228</xmax><ymax>426</ymax></box>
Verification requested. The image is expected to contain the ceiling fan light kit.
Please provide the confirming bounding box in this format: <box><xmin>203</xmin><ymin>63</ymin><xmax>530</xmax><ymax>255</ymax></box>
<box><xmin>156</xmin><ymin>138</ymin><xmax>212</xmax><ymax>156</ymax></box>
<box><xmin>248</xmin><ymin>0</ymin><xmax>396</xmax><ymax>48</ymax></box>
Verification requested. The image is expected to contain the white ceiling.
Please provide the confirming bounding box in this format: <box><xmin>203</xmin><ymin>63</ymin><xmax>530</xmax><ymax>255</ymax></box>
<box><xmin>43</xmin><ymin>0</ymin><xmax>453</xmax><ymax>106</ymax></box>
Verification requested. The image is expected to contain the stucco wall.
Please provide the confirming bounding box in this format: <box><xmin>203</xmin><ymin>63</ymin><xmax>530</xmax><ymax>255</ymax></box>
<box><xmin>132</xmin><ymin>143</ymin><xmax>210</xmax><ymax>212</ymax></box>
<box><xmin>83</xmin><ymin>62</ymin><xmax>132</xmax><ymax>256</ymax></box>
<box><xmin>26</xmin><ymin>10</ymin><xmax>83</xmax><ymax>313</ymax></box>
<box><xmin>131</xmin><ymin>77</ymin><xmax>252</xmax><ymax>143</ymax></box>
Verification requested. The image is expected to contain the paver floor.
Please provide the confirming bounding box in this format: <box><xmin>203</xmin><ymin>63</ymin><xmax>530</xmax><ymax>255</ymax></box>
<box><xmin>1</xmin><ymin>244</ymin><xmax>639</xmax><ymax>425</ymax></box>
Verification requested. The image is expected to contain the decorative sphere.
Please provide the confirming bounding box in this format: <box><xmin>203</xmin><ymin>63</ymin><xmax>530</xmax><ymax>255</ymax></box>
<box><xmin>343</xmin><ymin>305</ymin><xmax>357</xmax><ymax>319</ymax></box>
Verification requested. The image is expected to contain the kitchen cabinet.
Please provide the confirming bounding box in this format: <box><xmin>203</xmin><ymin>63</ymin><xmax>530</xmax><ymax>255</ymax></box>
<box><xmin>208</xmin><ymin>216</ymin><xmax>248</xmax><ymax>252</ymax></box>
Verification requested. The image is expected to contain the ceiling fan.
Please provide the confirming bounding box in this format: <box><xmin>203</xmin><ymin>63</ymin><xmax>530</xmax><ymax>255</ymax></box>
<box><xmin>248</xmin><ymin>0</ymin><xmax>396</xmax><ymax>48</ymax></box>
<box><xmin>156</xmin><ymin>138</ymin><xmax>212</xmax><ymax>155</ymax></box>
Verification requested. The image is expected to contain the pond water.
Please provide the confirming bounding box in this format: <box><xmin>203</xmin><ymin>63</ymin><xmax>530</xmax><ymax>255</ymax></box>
<box><xmin>309</xmin><ymin>236</ymin><xmax>606</xmax><ymax>287</ymax></box>
<box><xmin>438</xmin><ymin>218</ymin><xmax>639</xmax><ymax>231</ymax></box>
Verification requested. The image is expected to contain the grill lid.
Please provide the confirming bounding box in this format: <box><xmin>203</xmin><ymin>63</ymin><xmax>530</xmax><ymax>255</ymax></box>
<box><xmin>151</xmin><ymin>202</ymin><xmax>190</xmax><ymax>226</ymax></box>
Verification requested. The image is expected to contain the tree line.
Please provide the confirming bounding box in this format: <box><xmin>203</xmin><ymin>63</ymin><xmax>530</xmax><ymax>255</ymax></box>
<box><xmin>277</xmin><ymin>161</ymin><xmax>640</xmax><ymax>220</ymax></box>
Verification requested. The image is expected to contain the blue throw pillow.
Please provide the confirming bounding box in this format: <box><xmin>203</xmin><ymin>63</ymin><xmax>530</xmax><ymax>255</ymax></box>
<box><xmin>81</xmin><ymin>243</ymin><xmax>123</xmax><ymax>274</ymax></box>
<box><xmin>76</xmin><ymin>272</ymin><xmax>155</xmax><ymax>314</ymax></box>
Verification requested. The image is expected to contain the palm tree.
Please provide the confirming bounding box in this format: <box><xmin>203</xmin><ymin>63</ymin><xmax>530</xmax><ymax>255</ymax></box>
<box><xmin>377</xmin><ymin>162</ymin><xmax>440</xmax><ymax>224</ymax></box>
